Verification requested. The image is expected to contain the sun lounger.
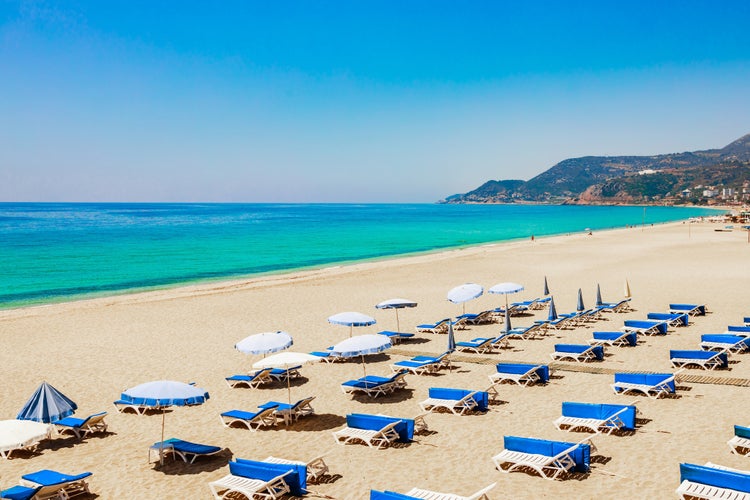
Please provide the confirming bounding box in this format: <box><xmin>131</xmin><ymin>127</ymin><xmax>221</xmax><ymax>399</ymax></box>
<box><xmin>676</xmin><ymin>462</ymin><xmax>750</xmax><ymax>500</ymax></box>
<box><xmin>268</xmin><ymin>366</ymin><xmax>302</xmax><ymax>382</ymax></box>
<box><xmin>505</xmin><ymin>322</ymin><xmax>546</xmax><ymax>340</ymax></box>
<box><xmin>224</xmin><ymin>367</ymin><xmax>274</xmax><ymax>389</ymax></box>
<box><xmin>53</xmin><ymin>412</ymin><xmax>108</xmax><ymax>440</ymax></box>
<box><xmin>258</xmin><ymin>397</ymin><xmax>316</xmax><ymax>425</ymax></box>
<box><xmin>669</xmin><ymin>303</ymin><xmax>707</xmax><ymax>316</ymax></box>
<box><xmin>1</xmin><ymin>470</ymin><xmax>92</xmax><ymax>500</ymax></box>
<box><xmin>493</xmin><ymin>303</ymin><xmax>528</xmax><ymax>318</ymax></box>
<box><xmin>590</xmin><ymin>331</ymin><xmax>638</xmax><ymax>347</ymax></box>
<box><xmin>489</xmin><ymin>363</ymin><xmax>550</xmax><ymax>387</ymax></box>
<box><xmin>611</xmin><ymin>371</ymin><xmax>681</xmax><ymax>399</ymax></box>
<box><xmin>391</xmin><ymin>352</ymin><xmax>451</xmax><ymax>375</ymax></box>
<box><xmin>647</xmin><ymin>312</ymin><xmax>689</xmax><ymax>327</ymax></box>
<box><xmin>113</xmin><ymin>399</ymin><xmax>151</xmax><ymax>415</ymax></box>
<box><xmin>729</xmin><ymin>425</ymin><xmax>750</xmax><ymax>455</ymax></box>
<box><xmin>149</xmin><ymin>438</ymin><xmax>224</xmax><ymax>464</ymax></box>
<box><xmin>492</xmin><ymin>436</ymin><xmax>592</xmax><ymax>480</ymax></box>
<box><xmin>341</xmin><ymin>370</ymin><xmax>408</xmax><ymax>398</ymax></box>
<box><xmin>621</xmin><ymin>319</ymin><xmax>669</xmax><ymax>336</ymax></box>
<box><xmin>208</xmin><ymin>459</ymin><xmax>306</xmax><ymax>500</ymax></box>
<box><xmin>543</xmin><ymin>314</ymin><xmax>575</xmax><ymax>330</ymax></box>
<box><xmin>457</xmin><ymin>310</ymin><xmax>497</xmax><ymax>325</ymax></box>
<box><xmin>418</xmin><ymin>388</ymin><xmax>489</xmax><ymax>415</ymax></box>
<box><xmin>455</xmin><ymin>334</ymin><xmax>508</xmax><ymax>354</ymax></box>
<box><xmin>745</xmin><ymin>317</ymin><xmax>750</xmax><ymax>326</ymax></box>
<box><xmin>263</xmin><ymin>455</ymin><xmax>329</xmax><ymax>483</ymax></box>
<box><xmin>377</xmin><ymin>330</ymin><xmax>416</xmax><ymax>344</ymax></box>
<box><xmin>670</xmin><ymin>350</ymin><xmax>728</xmax><ymax>370</ymax></box>
<box><xmin>332</xmin><ymin>414</ymin><xmax>413</xmax><ymax>449</ymax></box>
<box><xmin>370</xmin><ymin>482</ymin><xmax>497</xmax><ymax>500</ymax></box>
<box><xmin>551</xmin><ymin>344</ymin><xmax>604</xmax><ymax>363</ymax></box>
<box><xmin>553</xmin><ymin>402</ymin><xmax>636</xmax><ymax>434</ymax></box>
<box><xmin>310</xmin><ymin>347</ymin><xmax>344</xmax><ymax>363</ymax></box>
<box><xmin>416</xmin><ymin>318</ymin><xmax>466</xmax><ymax>334</ymax></box>
<box><xmin>219</xmin><ymin>407</ymin><xmax>279</xmax><ymax>431</ymax></box>
<box><xmin>728</xmin><ymin>325</ymin><xmax>750</xmax><ymax>335</ymax></box>
<box><xmin>701</xmin><ymin>334</ymin><xmax>750</xmax><ymax>353</ymax></box>
<box><xmin>598</xmin><ymin>298</ymin><xmax>632</xmax><ymax>313</ymax></box>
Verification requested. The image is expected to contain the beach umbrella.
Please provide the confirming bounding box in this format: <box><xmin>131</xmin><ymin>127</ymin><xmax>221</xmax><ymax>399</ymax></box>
<box><xmin>235</xmin><ymin>331</ymin><xmax>293</xmax><ymax>356</ymax></box>
<box><xmin>253</xmin><ymin>352</ymin><xmax>322</xmax><ymax>404</ymax></box>
<box><xmin>548</xmin><ymin>296</ymin><xmax>558</xmax><ymax>321</ymax></box>
<box><xmin>543</xmin><ymin>276</ymin><xmax>550</xmax><ymax>296</ymax></box>
<box><xmin>119</xmin><ymin>381</ymin><xmax>209</xmax><ymax>465</ymax></box>
<box><xmin>504</xmin><ymin>307</ymin><xmax>512</xmax><ymax>334</ymax></box>
<box><xmin>576</xmin><ymin>288</ymin><xmax>585</xmax><ymax>312</ymax></box>
<box><xmin>0</xmin><ymin>419</ymin><xmax>51</xmax><ymax>460</ymax></box>
<box><xmin>489</xmin><ymin>282</ymin><xmax>525</xmax><ymax>315</ymax></box>
<box><xmin>375</xmin><ymin>298</ymin><xmax>418</xmax><ymax>332</ymax></box>
<box><xmin>624</xmin><ymin>279</ymin><xmax>632</xmax><ymax>298</ymax></box>
<box><xmin>447</xmin><ymin>283</ymin><xmax>483</xmax><ymax>314</ymax></box>
<box><xmin>16</xmin><ymin>382</ymin><xmax>77</xmax><ymax>424</ymax></box>
<box><xmin>595</xmin><ymin>284</ymin><xmax>603</xmax><ymax>307</ymax></box>
<box><xmin>330</xmin><ymin>334</ymin><xmax>391</xmax><ymax>377</ymax></box>
<box><xmin>447</xmin><ymin>321</ymin><xmax>456</xmax><ymax>353</ymax></box>
<box><xmin>328</xmin><ymin>312</ymin><xmax>377</xmax><ymax>337</ymax></box>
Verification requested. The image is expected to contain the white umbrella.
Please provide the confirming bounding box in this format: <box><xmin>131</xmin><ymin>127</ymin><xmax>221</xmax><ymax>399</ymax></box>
<box><xmin>375</xmin><ymin>298</ymin><xmax>418</xmax><ymax>332</ymax></box>
<box><xmin>235</xmin><ymin>331</ymin><xmax>293</xmax><ymax>355</ymax></box>
<box><xmin>489</xmin><ymin>282</ymin><xmax>525</xmax><ymax>314</ymax></box>
<box><xmin>119</xmin><ymin>381</ymin><xmax>209</xmax><ymax>465</ymax></box>
<box><xmin>330</xmin><ymin>334</ymin><xmax>391</xmax><ymax>377</ymax></box>
<box><xmin>328</xmin><ymin>312</ymin><xmax>377</xmax><ymax>337</ymax></box>
<box><xmin>0</xmin><ymin>420</ymin><xmax>51</xmax><ymax>459</ymax></box>
<box><xmin>447</xmin><ymin>283</ymin><xmax>483</xmax><ymax>314</ymax></box>
<box><xmin>253</xmin><ymin>352</ymin><xmax>322</xmax><ymax>403</ymax></box>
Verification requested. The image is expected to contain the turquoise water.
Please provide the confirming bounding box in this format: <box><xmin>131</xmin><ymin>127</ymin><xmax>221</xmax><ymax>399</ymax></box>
<box><xmin>0</xmin><ymin>203</ymin><xmax>718</xmax><ymax>309</ymax></box>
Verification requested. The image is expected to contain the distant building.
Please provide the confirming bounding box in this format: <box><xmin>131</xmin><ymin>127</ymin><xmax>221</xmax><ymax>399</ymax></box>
<box><xmin>681</xmin><ymin>189</ymin><xmax>692</xmax><ymax>198</ymax></box>
<box><xmin>703</xmin><ymin>189</ymin><xmax>719</xmax><ymax>198</ymax></box>
<box><xmin>638</xmin><ymin>169</ymin><xmax>658</xmax><ymax>175</ymax></box>
<box><xmin>721</xmin><ymin>188</ymin><xmax>735</xmax><ymax>199</ymax></box>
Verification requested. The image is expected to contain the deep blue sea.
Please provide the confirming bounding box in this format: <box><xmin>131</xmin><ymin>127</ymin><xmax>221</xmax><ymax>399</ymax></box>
<box><xmin>0</xmin><ymin>203</ymin><xmax>719</xmax><ymax>309</ymax></box>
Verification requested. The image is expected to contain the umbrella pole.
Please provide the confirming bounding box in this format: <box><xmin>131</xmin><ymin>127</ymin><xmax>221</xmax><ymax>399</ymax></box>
<box><xmin>287</xmin><ymin>373</ymin><xmax>292</xmax><ymax>405</ymax></box>
<box><xmin>361</xmin><ymin>354</ymin><xmax>366</xmax><ymax>378</ymax></box>
<box><xmin>395</xmin><ymin>309</ymin><xmax>400</xmax><ymax>332</ymax></box>
<box><xmin>160</xmin><ymin>410</ymin><xmax>166</xmax><ymax>466</ymax></box>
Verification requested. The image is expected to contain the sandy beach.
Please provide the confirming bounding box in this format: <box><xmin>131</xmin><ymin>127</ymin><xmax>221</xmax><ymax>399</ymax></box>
<box><xmin>2</xmin><ymin>219</ymin><xmax>749</xmax><ymax>499</ymax></box>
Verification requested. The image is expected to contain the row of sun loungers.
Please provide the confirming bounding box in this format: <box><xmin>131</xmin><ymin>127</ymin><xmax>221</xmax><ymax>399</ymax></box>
<box><xmin>220</xmin><ymin>397</ymin><xmax>317</xmax><ymax>430</ymax></box>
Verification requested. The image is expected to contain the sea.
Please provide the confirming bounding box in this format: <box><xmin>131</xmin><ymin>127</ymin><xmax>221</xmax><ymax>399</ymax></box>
<box><xmin>0</xmin><ymin>203</ymin><xmax>719</xmax><ymax>310</ymax></box>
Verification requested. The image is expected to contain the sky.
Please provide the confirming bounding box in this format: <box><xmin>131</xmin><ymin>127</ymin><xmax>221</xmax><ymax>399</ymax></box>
<box><xmin>1</xmin><ymin>1</ymin><xmax>749</xmax><ymax>202</ymax></box>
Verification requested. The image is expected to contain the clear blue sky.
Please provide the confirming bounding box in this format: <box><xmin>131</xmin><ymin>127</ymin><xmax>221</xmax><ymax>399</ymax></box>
<box><xmin>2</xmin><ymin>1</ymin><xmax>749</xmax><ymax>202</ymax></box>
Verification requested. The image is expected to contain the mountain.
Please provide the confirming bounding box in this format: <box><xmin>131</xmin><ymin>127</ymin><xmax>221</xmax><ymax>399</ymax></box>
<box><xmin>443</xmin><ymin>134</ymin><xmax>750</xmax><ymax>204</ymax></box>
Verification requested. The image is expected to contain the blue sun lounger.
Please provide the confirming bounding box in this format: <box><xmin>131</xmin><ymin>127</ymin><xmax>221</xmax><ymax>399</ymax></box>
<box><xmin>676</xmin><ymin>463</ymin><xmax>750</xmax><ymax>499</ymax></box>
<box><xmin>729</xmin><ymin>425</ymin><xmax>750</xmax><ymax>455</ymax></box>
<box><xmin>208</xmin><ymin>459</ymin><xmax>307</xmax><ymax>500</ymax></box>
<box><xmin>149</xmin><ymin>438</ymin><xmax>224</xmax><ymax>464</ymax></box>
<box><xmin>551</xmin><ymin>344</ymin><xmax>604</xmax><ymax>362</ymax></box>
<box><xmin>225</xmin><ymin>367</ymin><xmax>275</xmax><ymax>388</ymax></box>
<box><xmin>492</xmin><ymin>436</ymin><xmax>592</xmax><ymax>480</ymax></box>
<box><xmin>670</xmin><ymin>350</ymin><xmax>728</xmax><ymax>370</ymax></box>
<box><xmin>489</xmin><ymin>363</ymin><xmax>550</xmax><ymax>386</ymax></box>
<box><xmin>310</xmin><ymin>347</ymin><xmax>343</xmax><ymax>363</ymax></box>
<box><xmin>370</xmin><ymin>483</ymin><xmax>496</xmax><ymax>500</ymax></box>
<box><xmin>728</xmin><ymin>326</ymin><xmax>750</xmax><ymax>335</ymax></box>
<box><xmin>611</xmin><ymin>372</ymin><xmax>678</xmax><ymax>399</ymax></box>
<box><xmin>745</xmin><ymin>317</ymin><xmax>750</xmax><ymax>326</ymax></box>
<box><xmin>377</xmin><ymin>330</ymin><xmax>416</xmax><ymax>344</ymax></box>
<box><xmin>669</xmin><ymin>303</ymin><xmax>707</xmax><ymax>316</ymax></box>
<box><xmin>647</xmin><ymin>312</ymin><xmax>689</xmax><ymax>327</ymax></box>
<box><xmin>553</xmin><ymin>402</ymin><xmax>637</xmax><ymax>434</ymax></box>
<box><xmin>54</xmin><ymin>411</ymin><xmax>108</xmax><ymax>439</ymax></box>
<box><xmin>341</xmin><ymin>370</ymin><xmax>408</xmax><ymax>398</ymax></box>
<box><xmin>1</xmin><ymin>470</ymin><xmax>92</xmax><ymax>500</ymax></box>
<box><xmin>332</xmin><ymin>414</ymin><xmax>414</xmax><ymax>448</ymax></box>
<box><xmin>590</xmin><ymin>331</ymin><xmax>638</xmax><ymax>347</ymax></box>
<box><xmin>456</xmin><ymin>334</ymin><xmax>509</xmax><ymax>354</ymax></box>
<box><xmin>598</xmin><ymin>298</ymin><xmax>632</xmax><ymax>313</ymax></box>
<box><xmin>622</xmin><ymin>320</ymin><xmax>669</xmax><ymax>335</ymax></box>
<box><xmin>391</xmin><ymin>352</ymin><xmax>451</xmax><ymax>375</ymax></box>
<box><xmin>419</xmin><ymin>388</ymin><xmax>489</xmax><ymax>414</ymax></box>
<box><xmin>701</xmin><ymin>334</ymin><xmax>750</xmax><ymax>353</ymax></box>
<box><xmin>416</xmin><ymin>318</ymin><xmax>455</xmax><ymax>333</ymax></box>
<box><xmin>456</xmin><ymin>310</ymin><xmax>497</xmax><ymax>325</ymax></box>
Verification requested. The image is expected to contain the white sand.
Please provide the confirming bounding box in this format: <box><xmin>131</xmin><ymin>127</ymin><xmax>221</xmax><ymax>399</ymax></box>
<box><xmin>1</xmin><ymin>220</ymin><xmax>749</xmax><ymax>499</ymax></box>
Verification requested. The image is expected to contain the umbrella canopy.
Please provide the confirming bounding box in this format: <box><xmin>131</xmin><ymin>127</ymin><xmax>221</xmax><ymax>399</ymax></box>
<box><xmin>235</xmin><ymin>331</ymin><xmax>293</xmax><ymax>355</ymax></box>
<box><xmin>16</xmin><ymin>382</ymin><xmax>77</xmax><ymax>423</ymax></box>
<box><xmin>253</xmin><ymin>352</ymin><xmax>322</xmax><ymax>404</ymax></box>
<box><xmin>120</xmin><ymin>380</ymin><xmax>209</xmax><ymax>466</ymax></box>
<box><xmin>543</xmin><ymin>276</ymin><xmax>550</xmax><ymax>296</ymax></box>
<box><xmin>0</xmin><ymin>420</ymin><xmax>51</xmax><ymax>457</ymax></box>
<box><xmin>328</xmin><ymin>312</ymin><xmax>376</xmax><ymax>337</ymax></box>
<box><xmin>548</xmin><ymin>296</ymin><xmax>558</xmax><ymax>321</ymax></box>
<box><xmin>577</xmin><ymin>288</ymin><xmax>585</xmax><ymax>312</ymax></box>
<box><xmin>489</xmin><ymin>281</ymin><xmax>525</xmax><ymax>313</ymax></box>
<box><xmin>375</xmin><ymin>298</ymin><xmax>418</xmax><ymax>332</ymax></box>
<box><xmin>447</xmin><ymin>283</ymin><xmax>483</xmax><ymax>304</ymax></box>
<box><xmin>331</xmin><ymin>334</ymin><xmax>391</xmax><ymax>377</ymax></box>
<box><xmin>595</xmin><ymin>284</ymin><xmax>603</xmax><ymax>306</ymax></box>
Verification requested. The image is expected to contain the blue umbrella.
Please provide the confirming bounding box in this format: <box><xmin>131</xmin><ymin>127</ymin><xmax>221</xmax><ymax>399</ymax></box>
<box><xmin>447</xmin><ymin>283</ymin><xmax>483</xmax><ymax>314</ymax></box>
<box><xmin>17</xmin><ymin>382</ymin><xmax>77</xmax><ymax>423</ymax></box>
<box><xmin>328</xmin><ymin>312</ymin><xmax>377</xmax><ymax>337</ymax></box>
<box><xmin>331</xmin><ymin>334</ymin><xmax>391</xmax><ymax>377</ymax></box>
<box><xmin>543</xmin><ymin>276</ymin><xmax>550</xmax><ymax>296</ymax></box>
<box><xmin>548</xmin><ymin>296</ymin><xmax>558</xmax><ymax>321</ymax></box>
<box><xmin>577</xmin><ymin>288</ymin><xmax>585</xmax><ymax>312</ymax></box>
<box><xmin>120</xmin><ymin>380</ymin><xmax>209</xmax><ymax>465</ymax></box>
<box><xmin>375</xmin><ymin>298</ymin><xmax>418</xmax><ymax>332</ymax></box>
<box><xmin>595</xmin><ymin>284</ymin><xmax>603</xmax><ymax>307</ymax></box>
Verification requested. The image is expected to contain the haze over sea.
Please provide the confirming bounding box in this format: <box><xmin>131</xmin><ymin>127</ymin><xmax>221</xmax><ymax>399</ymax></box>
<box><xmin>0</xmin><ymin>203</ymin><xmax>718</xmax><ymax>310</ymax></box>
